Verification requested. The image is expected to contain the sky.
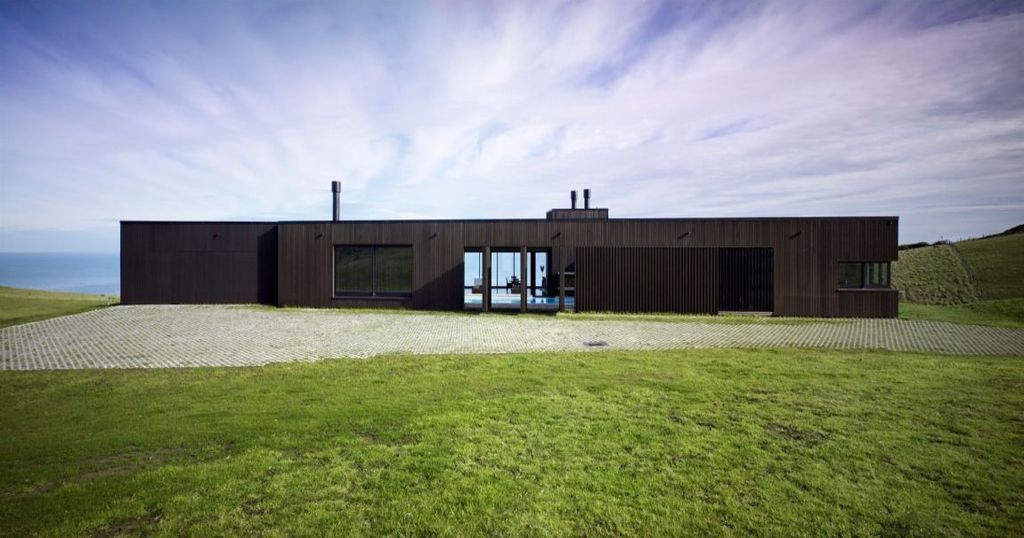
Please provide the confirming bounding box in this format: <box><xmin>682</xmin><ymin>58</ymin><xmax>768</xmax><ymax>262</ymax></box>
<box><xmin>1</xmin><ymin>0</ymin><xmax>1022</xmax><ymax>252</ymax></box>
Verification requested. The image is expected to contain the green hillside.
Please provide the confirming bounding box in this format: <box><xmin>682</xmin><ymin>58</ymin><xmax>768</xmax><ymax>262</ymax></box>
<box><xmin>957</xmin><ymin>233</ymin><xmax>1024</xmax><ymax>299</ymax></box>
<box><xmin>895</xmin><ymin>229</ymin><xmax>1023</xmax><ymax>328</ymax></box>
<box><xmin>892</xmin><ymin>244</ymin><xmax>978</xmax><ymax>304</ymax></box>
<box><xmin>0</xmin><ymin>286</ymin><xmax>117</xmax><ymax>328</ymax></box>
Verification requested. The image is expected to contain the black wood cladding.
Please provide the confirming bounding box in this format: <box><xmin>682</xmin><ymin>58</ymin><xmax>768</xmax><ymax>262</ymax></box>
<box><xmin>122</xmin><ymin>216</ymin><xmax>898</xmax><ymax>317</ymax></box>
<box><xmin>576</xmin><ymin>247</ymin><xmax>718</xmax><ymax>313</ymax></box>
<box><xmin>120</xmin><ymin>222</ymin><xmax>277</xmax><ymax>304</ymax></box>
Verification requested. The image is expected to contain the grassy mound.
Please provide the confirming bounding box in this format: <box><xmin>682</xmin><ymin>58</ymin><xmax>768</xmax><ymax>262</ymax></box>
<box><xmin>1</xmin><ymin>349</ymin><xmax>1022</xmax><ymax>535</ymax></box>
<box><xmin>957</xmin><ymin>233</ymin><xmax>1024</xmax><ymax>300</ymax></box>
<box><xmin>897</xmin><ymin>230</ymin><xmax>1023</xmax><ymax>327</ymax></box>
<box><xmin>893</xmin><ymin>244</ymin><xmax>978</xmax><ymax>304</ymax></box>
<box><xmin>0</xmin><ymin>286</ymin><xmax>117</xmax><ymax>329</ymax></box>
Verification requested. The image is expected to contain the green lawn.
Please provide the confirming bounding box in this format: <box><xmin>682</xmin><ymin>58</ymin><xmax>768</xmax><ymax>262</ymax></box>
<box><xmin>0</xmin><ymin>286</ymin><xmax>117</xmax><ymax>328</ymax></box>
<box><xmin>1</xmin><ymin>350</ymin><xmax>1022</xmax><ymax>536</ymax></box>
<box><xmin>900</xmin><ymin>298</ymin><xmax>1024</xmax><ymax>328</ymax></box>
<box><xmin>958</xmin><ymin>233</ymin><xmax>1024</xmax><ymax>300</ymax></box>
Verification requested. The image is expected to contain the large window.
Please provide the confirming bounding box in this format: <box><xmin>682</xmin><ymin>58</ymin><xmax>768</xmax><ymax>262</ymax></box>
<box><xmin>838</xmin><ymin>262</ymin><xmax>890</xmax><ymax>289</ymax></box>
<box><xmin>335</xmin><ymin>245</ymin><xmax>412</xmax><ymax>296</ymax></box>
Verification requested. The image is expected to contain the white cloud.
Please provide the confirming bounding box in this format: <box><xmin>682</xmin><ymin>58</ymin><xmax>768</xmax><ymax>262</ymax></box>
<box><xmin>1</xmin><ymin>0</ymin><xmax>1022</xmax><ymax>251</ymax></box>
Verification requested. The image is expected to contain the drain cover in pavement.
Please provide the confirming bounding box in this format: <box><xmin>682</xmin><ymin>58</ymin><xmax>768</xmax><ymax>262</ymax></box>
<box><xmin>583</xmin><ymin>341</ymin><xmax>609</xmax><ymax>347</ymax></box>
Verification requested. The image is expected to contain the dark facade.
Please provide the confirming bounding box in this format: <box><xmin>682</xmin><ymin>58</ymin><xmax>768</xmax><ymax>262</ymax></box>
<box><xmin>121</xmin><ymin>222</ymin><xmax>277</xmax><ymax>305</ymax></box>
<box><xmin>121</xmin><ymin>210</ymin><xmax>899</xmax><ymax>317</ymax></box>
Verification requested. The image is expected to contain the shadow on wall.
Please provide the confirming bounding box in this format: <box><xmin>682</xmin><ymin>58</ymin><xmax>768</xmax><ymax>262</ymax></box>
<box><xmin>257</xmin><ymin>228</ymin><xmax>278</xmax><ymax>305</ymax></box>
<box><xmin>413</xmin><ymin>263</ymin><xmax>464</xmax><ymax>311</ymax></box>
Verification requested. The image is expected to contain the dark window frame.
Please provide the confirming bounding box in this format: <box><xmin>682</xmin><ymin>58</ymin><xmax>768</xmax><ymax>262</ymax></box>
<box><xmin>334</xmin><ymin>244</ymin><xmax>413</xmax><ymax>298</ymax></box>
<box><xmin>837</xmin><ymin>261</ymin><xmax>891</xmax><ymax>290</ymax></box>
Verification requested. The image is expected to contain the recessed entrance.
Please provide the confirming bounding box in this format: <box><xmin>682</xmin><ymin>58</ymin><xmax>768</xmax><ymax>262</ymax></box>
<box><xmin>718</xmin><ymin>248</ymin><xmax>773</xmax><ymax>313</ymax></box>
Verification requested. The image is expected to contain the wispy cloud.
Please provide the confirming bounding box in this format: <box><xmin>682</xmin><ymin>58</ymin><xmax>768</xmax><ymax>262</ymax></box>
<box><xmin>1</xmin><ymin>0</ymin><xmax>1022</xmax><ymax>250</ymax></box>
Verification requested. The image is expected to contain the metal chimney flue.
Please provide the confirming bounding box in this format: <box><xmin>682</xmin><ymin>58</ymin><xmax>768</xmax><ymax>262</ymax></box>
<box><xmin>331</xmin><ymin>181</ymin><xmax>341</xmax><ymax>221</ymax></box>
<box><xmin>570</xmin><ymin>190</ymin><xmax>577</xmax><ymax>209</ymax></box>
<box><xmin>584</xmin><ymin>188</ymin><xmax>591</xmax><ymax>209</ymax></box>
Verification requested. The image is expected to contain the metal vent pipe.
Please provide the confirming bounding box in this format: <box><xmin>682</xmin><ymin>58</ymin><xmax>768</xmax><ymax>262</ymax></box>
<box><xmin>570</xmin><ymin>190</ymin><xmax>577</xmax><ymax>209</ymax></box>
<box><xmin>584</xmin><ymin>188</ymin><xmax>591</xmax><ymax>209</ymax></box>
<box><xmin>332</xmin><ymin>181</ymin><xmax>342</xmax><ymax>221</ymax></box>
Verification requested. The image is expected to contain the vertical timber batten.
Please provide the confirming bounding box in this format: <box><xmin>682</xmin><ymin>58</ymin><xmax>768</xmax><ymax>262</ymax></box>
<box><xmin>575</xmin><ymin>246</ymin><xmax>718</xmax><ymax>314</ymax></box>
<box><xmin>121</xmin><ymin>216</ymin><xmax>897</xmax><ymax>317</ymax></box>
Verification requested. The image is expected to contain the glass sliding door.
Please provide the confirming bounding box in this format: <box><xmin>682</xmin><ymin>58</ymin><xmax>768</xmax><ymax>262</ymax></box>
<box><xmin>464</xmin><ymin>247</ymin><xmax>560</xmax><ymax>311</ymax></box>
<box><xmin>489</xmin><ymin>249</ymin><xmax>521</xmax><ymax>309</ymax></box>
<box><xmin>525</xmin><ymin>249</ymin><xmax>559</xmax><ymax>311</ymax></box>
<box><xmin>463</xmin><ymin>249</ymin><xmax>483</xmax><ymax>309</ymax></box>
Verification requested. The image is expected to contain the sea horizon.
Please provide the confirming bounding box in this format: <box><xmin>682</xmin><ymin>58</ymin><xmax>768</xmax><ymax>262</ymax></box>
<box><xmin>0</xmin><ymin>252</ymin><xmax>119</xmax><ymax>295</ymax></box>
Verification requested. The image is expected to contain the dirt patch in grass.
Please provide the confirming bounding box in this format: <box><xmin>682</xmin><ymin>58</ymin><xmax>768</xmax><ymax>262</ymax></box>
<box><xmin>21</xmin><ymin>447</ymin><xmax>195</xmax><ymax>497</ymax></box>
<box><xmin>242</xmin><ymin>496</ymin><xmax>270</xmax><ymax>517</ymax></box>
<box><xmin>90</xmin><ymin>509</ymin><xmax>163</xmax><ymax>538</ymax></box>
<box><xmin>764</xmin><ymin>422</ymin><xmax>830</xmax><ymax>446</ymax></box>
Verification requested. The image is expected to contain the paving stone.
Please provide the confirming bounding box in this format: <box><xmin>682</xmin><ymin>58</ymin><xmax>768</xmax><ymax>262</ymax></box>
<box><xmin>1</xmin><ymin>305</ymin><xmax>1022</xmax><ymax>370</ymax></box>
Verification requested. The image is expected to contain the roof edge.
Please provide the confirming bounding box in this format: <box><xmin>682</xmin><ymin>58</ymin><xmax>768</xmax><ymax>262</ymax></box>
<box><xmin>121</xmin><ymin>216</ymin><xmax>899</xmax><ymax>225</ymax></box>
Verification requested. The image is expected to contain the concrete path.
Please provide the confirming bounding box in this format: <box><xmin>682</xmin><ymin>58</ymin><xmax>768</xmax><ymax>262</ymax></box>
<box><xmin>1</xmin><ymin>305</ymin><xmax>1023</xmax><ymax>370</ymax></box>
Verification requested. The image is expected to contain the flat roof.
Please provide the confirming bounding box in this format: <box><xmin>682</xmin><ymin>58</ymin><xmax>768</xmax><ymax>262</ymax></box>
<box><xmin>122</xmin><ymin>216</ymin><xmax>898</xmax><ymax>224</ymax></box>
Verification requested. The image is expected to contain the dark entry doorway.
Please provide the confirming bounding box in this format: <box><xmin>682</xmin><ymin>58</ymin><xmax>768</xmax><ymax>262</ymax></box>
<box><xmin>718</xmin><ymin>248</ymin><xmax>773</xmax><ymax>312</ymax></box>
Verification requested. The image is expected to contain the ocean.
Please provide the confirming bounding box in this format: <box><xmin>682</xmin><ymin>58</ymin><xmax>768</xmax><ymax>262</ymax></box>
<box><xmin>0</xmin><ymin>253</ymin><xmax>120</xmax><ymax>295</ymax></box>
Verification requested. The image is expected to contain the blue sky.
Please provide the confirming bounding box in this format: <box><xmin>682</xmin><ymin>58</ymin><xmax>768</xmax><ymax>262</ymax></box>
<box><xmin>1</xmin><ymin>0</ymin><xmax>1022</xmax><ymax>252</ymax></box>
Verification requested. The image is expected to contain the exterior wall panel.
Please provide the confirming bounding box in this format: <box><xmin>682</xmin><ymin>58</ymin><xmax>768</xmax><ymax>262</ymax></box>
<box><xmin>575</xmin><ymin>247</ymin><xmax>718</xmax><ymax>314</ymax></box>
<box><xmin>277</xmin><ymin>222</ymin><xmax>330</xmax><ymax>307</ymax></box>
<box><xmin>120</xmin><ymin>222</ymin><xmax>277</xmax><ymax>305</ymax></box>
<box><xmin>123</xmin><ymin>216</ymin><xmax>898</xmax><ymax>317</ymax></box>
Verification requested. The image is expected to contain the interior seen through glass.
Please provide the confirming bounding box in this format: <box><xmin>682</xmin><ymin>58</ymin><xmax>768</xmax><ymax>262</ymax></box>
<box><xmin>463</xmin><ymin>249</ymin><xmax>567</xmax><ymax>310</ymax></box>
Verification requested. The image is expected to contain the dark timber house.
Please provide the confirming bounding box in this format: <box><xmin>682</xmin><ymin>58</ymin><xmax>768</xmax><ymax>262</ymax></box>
<box><xmin>121</xmin><ymin>184</ymin><xmax>899</xmax><ymax>317</ymax></box>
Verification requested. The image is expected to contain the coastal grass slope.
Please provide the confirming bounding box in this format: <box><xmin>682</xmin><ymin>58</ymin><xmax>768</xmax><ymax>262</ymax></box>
<box><xmin>0</xmin><ymin>286</ymin><xmax>117</xmax><ymax>329</ymax></box>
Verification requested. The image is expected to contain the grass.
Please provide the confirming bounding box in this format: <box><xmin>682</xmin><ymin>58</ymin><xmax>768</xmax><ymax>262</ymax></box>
<box><xmin>892</xmin><ymin>244</ymin><xmax>978</xmax><ymax>304</ymax></box>
<box><xmin>1</xmin><ymin>349</ymin><xmax>1022</xmax><ymax>536</ymax></box>
<box><xmin>899</xmin><ymin>298</ymin><xmax>1024</xmax><ymax>329</ymax></box>
<box><xmin>0</xmin><ymin>286</ymin><xmax>117</xmax><ymax>329</ymax></box>
<box><xmin>958</xmin><ymin>233</ymin><xmax>1024</xmax><ymax>300</ymax></box>
<box><xmin>892</xmin><ymin>232</ymin><xmax>1023</xmax><ymax>327</ymax></box>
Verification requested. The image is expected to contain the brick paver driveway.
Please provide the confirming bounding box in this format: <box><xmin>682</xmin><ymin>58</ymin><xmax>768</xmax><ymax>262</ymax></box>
<box><xmin>2</xmin><ymin>305</ymin><xmax>1023</xmax><ymax>370</ymax></box>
